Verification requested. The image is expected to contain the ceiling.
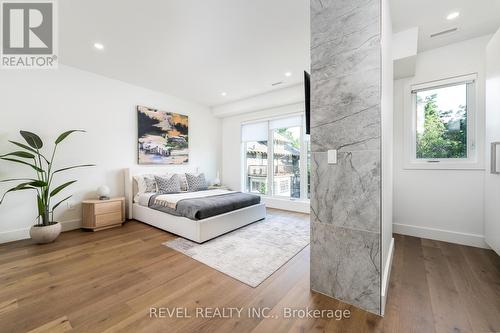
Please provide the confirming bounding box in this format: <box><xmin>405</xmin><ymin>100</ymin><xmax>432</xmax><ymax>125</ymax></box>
<box><xmin>60</xmin><ymin>1</ymin><xmax>499</xmax><ymax>106</ymax></box>
<box><xmin>59</xmin><ymin>0</ymin><xmax>310</xmax><ymax>107</ymax></box>
<box><xmin>390</xmin><ymin>0</ymin><xmax>500</xmax><ymax>52</ymax></box>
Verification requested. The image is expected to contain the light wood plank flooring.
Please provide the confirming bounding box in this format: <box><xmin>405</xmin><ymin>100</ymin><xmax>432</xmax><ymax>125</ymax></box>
<box><xmin>0</xmin><ymin>209</ymin><xmax>499</xmax><ymax>333</ymax></box>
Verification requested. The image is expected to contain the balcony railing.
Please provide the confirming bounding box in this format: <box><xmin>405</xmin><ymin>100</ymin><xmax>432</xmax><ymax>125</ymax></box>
<box><xmin>247</xmin><ymin>164</ymin><xmax>297</xmax><ymax>176</ymax></box>
<box><xmin>248</xmin><ymin>165</ymin><xmax>267</xmax><ymax>176</ymax></box>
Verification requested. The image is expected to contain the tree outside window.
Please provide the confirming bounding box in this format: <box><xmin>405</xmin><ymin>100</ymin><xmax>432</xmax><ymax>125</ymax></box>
<box><xmin>416</xmin><ymin>84</ymin><xmax>468</xmax><ymax>159</ymax></box>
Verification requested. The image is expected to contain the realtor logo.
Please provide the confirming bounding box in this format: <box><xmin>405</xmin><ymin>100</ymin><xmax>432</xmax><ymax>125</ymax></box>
<box><xmin>1</xmin><ymin>0</ymin><xmax>58</xmax><ymax>68</ymax></box>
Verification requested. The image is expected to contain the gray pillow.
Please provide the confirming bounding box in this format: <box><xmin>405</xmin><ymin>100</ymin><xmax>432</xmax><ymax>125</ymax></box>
<box><xmin>155</xmin><ymin>174</ymin><xmax>181</xmax><ymax>194</ymax></box>
<box><xmin>185</xmin><ymin>173</ymin><xmax>208</xmax><ymax>191</ymax></box>
<box><xmin>143</xmin><ymin>176</ymin><xmax>157</xmax><ymax>193</ymax></box>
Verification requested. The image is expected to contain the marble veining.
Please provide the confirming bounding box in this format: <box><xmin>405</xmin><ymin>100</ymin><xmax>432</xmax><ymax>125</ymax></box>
<box><xmin>310</xmin><ymin>0</ymin><xmax>382</xmax><ymax>315</ymax></box>
<box><xmin>311</xmin><ymin>222</ymin><xmax>381</xmax><ymax>314</ymax></box>
<box><xmin>311</xmin><ymin>35</ymin><xmax>380</xmax><ymax>81</ymax></box>
<box><xmin>310</xmin><ymin>68</ymin><xmax>381</xmax><ymax>152</ymax></box>
<box><xmin>311</xmin><ymin>104</ymin><xmax>380</xmax><ymax>152</ymax></box>
<box><xmin>311</xmin><ymin>0</ymin><xmax>374</xmax><ymax>18</ymax></box>
<box><xmin>311</xmin><ymin>151</ymin><xmax>380</xmax><ymax>233</ymax></box>
<box><xmin>311</xmin><ymin>0</ymin><xmax>380</xmax><ymax>50</ymax></box>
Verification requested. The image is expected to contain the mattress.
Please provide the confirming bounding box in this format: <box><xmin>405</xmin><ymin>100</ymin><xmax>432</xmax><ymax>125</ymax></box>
<box><xmin>148</xmin><ymin>190</ymin><xmax>261</xmax><ymax>220</ymax></box>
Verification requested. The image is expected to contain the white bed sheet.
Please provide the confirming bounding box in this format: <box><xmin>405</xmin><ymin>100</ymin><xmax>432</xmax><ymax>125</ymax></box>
<box><xmin>135</xmin><ymin>192</ymin><xmax>155</xmax><ymax>206</ymax></box>
<box><xmin>135</xmin><ymin>189</ymin><xmax>236</xmax><ymax>208</ymax></box>
<box><xmin>153</xmin><ymin>189</ymin><xmax>235</xmax><ymax>209</ymax></box>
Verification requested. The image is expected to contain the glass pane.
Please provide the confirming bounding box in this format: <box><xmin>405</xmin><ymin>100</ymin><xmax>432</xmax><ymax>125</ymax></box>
<box><xmin>416</xmin><ymin>84</ymin><xmax>467</xmax><ymax>159</ymax></box>
<box><xmin>245</xmin><ymin>141</ymin><xmax>268</xmax><ymax>195</ymax></box>
<box><xmin>273</xmin><ymin>127</ymin><xmax>301</xmax><ymax>198</ymax></box>
<box><xmin>307</xmin><ymin>137</ymin><xmax>311</xmax><ymax>199</ymax></box>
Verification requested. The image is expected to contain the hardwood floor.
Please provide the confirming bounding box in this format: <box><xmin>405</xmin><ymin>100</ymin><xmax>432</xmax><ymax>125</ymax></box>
<box><xmin>0</xmin><ymin>208</ymin><xmax>499</xmax><ymax>333</ymax></box>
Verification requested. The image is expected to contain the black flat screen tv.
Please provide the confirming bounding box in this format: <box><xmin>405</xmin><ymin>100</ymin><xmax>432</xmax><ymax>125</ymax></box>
<box><xmin>304</xmin><ymin>71</ymin><xmax>311</xmax><ymax>134</ymax></box>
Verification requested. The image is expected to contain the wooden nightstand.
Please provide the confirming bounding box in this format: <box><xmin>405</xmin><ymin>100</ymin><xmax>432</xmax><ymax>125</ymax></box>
<box><xmin>82</xmin><ymin>197</ymin><xmax>125</xmax><ymax>231</ymax></box>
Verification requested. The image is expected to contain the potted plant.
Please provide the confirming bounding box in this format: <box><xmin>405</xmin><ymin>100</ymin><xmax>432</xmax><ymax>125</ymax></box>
<box><xmin>0</xmin><ymin>130</ymin><xmax>94</xmax><ymax>243</ymax></box>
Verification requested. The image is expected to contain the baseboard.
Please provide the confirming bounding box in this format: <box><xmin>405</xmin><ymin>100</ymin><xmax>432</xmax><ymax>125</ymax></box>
<box><xmin>381</xmin><ymin>237</ymin><xmax>394</xmax><ymax>316</ymax></box>
<box><xmin>393</xmin><ymin>223</ymin><xmax>489</xmax><ymax>249</ymax></box>
<box><xmin>0</xmin><ymin>219</ymin><xmax>82</xmax><ymax>244</ymax></box>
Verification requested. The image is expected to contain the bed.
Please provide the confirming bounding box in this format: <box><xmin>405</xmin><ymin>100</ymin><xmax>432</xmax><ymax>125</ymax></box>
<box><xmin>124</xmin><ymin>167</ymin><xmax>266</xmax><ymax>243</ymax></box>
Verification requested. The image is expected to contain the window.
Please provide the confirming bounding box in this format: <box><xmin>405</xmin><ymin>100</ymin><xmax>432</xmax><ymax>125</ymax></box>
<box><xmin>272</xmin><ymin>121</ymin><xmax>301</xmax><ymax>198</ymax></box>
<box><xmin>242</xmin><ymin>115</ymin><xmax>310</xmax><ymax>200</ymax></box>
<box><xmin>405</xmin><ymin>74</ymin><xmax>482</xmax><ymax>169</ymax></box>
<box><xmin>306</xmin><ymin>137</ymin><xmax>310</xmax><ymax>199</ymax></box>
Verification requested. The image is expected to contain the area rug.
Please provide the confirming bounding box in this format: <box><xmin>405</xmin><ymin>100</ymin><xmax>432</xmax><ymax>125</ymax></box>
<box><xmin>163</xmin><ymin>212</ymin><xmax>310</xmax><ymax>287</ymax></box>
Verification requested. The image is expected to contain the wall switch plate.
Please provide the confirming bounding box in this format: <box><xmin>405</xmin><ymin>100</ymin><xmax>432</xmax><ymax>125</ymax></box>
<box><xmin>327</xmin><ymin>149</ymin><xmax>338</xmax><ymax>164</ymax></box>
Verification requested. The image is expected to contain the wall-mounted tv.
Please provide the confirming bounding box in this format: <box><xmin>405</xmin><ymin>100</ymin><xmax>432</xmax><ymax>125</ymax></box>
<box><xmin>304</xmin><ymin>71</ymin><xmax>310</xmax><ymax>135</ymax></box>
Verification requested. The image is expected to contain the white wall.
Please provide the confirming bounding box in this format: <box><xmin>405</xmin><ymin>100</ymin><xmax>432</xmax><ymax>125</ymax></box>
<box><xmin>0</xmin><ymin>65</ymin><xmax>221</xmax><ymax>243</ymax></box>
<box><xmin>393</xmin><ymin>35</ymin><xmax>491</xmax><ymax>248</ymax></box>
<box><xmin>212</xmin><ymin>84</ymin><xmax>304</xmax><ymax>117</ymax></box>
<box><xmin>392</xmin><ymin>27</ymin><xmax>418</xmax><ymax>60</ymax></box>
<box><xmin>484</xmin><ymin>28</ymin><xmax>500</xmax><ymax>255</ymax></box>
<box><xmin>221</xmin><ymin>101</ymin><xmax>309</xmax><ymax>213</ymax></box>
<box><xmin>392</xmin><ymin>27</ymin><xmax>418</xmax><ymax>79</ymax></box>
<box><xmin>381</xmin><ymin>0</ymin><xmax>394</xmax><ymax>314</ymax></box>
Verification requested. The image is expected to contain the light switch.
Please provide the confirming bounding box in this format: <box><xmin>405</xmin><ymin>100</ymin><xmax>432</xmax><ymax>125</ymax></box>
<box><xmin>327</xmin><ymin>149</ymin><xmax>337</xmax><ymax>164</ymax></box>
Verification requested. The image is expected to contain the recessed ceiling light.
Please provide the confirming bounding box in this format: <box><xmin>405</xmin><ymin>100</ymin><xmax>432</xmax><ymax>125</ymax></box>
<box><xmin>446</xmin><ymin>12</ymin><xmax>460</xmax><ymax>20</ymax></box>
<box><xmin>285</xmin><ymin>72</ymin><xmax>292</xmax><ymax>77</ymax></box>
<box><xmin>221</xmin><ymin>92</ymin><xmax>227</xmax><ymax>97</ymax></box>
<box><xmin>94</xmin><ymin>43</ymin><xmax>104</xmax><ymax>50</ymax></box>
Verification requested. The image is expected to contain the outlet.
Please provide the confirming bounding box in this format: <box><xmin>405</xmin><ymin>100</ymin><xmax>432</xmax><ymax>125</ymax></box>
<box><xmin>66</xmin><ymin>200</ymin><xmax>76</xmax><ymax>210</ymax></box>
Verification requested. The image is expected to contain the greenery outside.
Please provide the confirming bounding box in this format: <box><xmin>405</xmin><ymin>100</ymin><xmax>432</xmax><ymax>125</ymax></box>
<box><xmin>416</xmin><ymin>86</ymin><xmax>467</xmax><ymax>159</ymax></box>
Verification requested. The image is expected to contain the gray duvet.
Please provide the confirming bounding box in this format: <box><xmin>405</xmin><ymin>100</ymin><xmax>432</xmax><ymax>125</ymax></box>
<box><xmin>148</xmin><ymin>192</ymin><xmax>261</xmax><ymax>220</ymax></box>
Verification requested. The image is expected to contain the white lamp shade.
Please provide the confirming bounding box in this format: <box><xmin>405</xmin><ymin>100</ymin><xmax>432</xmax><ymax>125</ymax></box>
<box><xmin>213</xmin><ymin>171</ymin><xmax>221</xmax><ymax>185</ymax></box>
<box><xmin>97</xmin><ymin>185</ymin><xmax>110</xmax><ymax>197</ymax></box>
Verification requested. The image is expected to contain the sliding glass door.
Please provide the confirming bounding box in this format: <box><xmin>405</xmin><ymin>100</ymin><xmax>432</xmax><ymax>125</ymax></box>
<box><xmin>242</xmin><ymin>114</ymin><xmax>309</xmax><ymax>200</ymax></box>
<box><xmin>244</xmin><ymin>141</ymin><xmax>269</xmax><ymax>195</ymax></box>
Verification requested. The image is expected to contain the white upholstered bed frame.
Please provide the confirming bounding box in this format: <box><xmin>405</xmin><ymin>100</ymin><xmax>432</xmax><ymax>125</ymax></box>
<box><xmin>124</xmin><ymin>166</ymin><xmax>266</xmax><ymax>243</ymax></box>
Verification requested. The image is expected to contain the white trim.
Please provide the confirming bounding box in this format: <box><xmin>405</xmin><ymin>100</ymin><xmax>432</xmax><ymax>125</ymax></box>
<box><xmin>0</xmin><ymin>219</ymin><xmax>81</xmax><ymax>244</ymax></box>
<box><xmin>211</xmin><ymin>83</ymin><xmax>304</xmax><ymax>118</ymax></box>
<box><xmin>403</xmin><ymin>73</ymin><xmax>484</xmax><ymax>170</ymax></box>
<box><xmin>268</xmin><ymin>125</ymin><xmax>274</xmax><ymax>196</ymax></box>
<box><xmin>381</xmin><ymin>237</ymin><xmax>394</xmax><ymax>316</ymax></box>
<box><xmin>0</xmin><ymin>227</ymin><xmax>30</xmax><ymax>244</ymax></box>
<box><xmin>242</xmin><ymin>114</ymin><xmax>309</xmax><ymax>201</ymax></box>
<box><xmin>393</xmin><ymin>223</ymin><xmax>489</xmax><ymax>249</ymax></box>
<box><xmin>241</xmin><ymin>111</ymin><xmax>304</xmax><ymax>126</ymax></box>
<box><xmin>410</xmin><ymin>73</ymin><xmax>477</xmax><ymax>92</ymax></box>
<box><xmin>299</xmin><ymin>116</ymin><xmax>309</xmax><ymax>200</ymax></box>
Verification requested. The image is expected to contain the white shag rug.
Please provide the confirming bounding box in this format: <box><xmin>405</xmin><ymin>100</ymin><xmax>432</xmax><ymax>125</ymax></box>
<box><xmin>163</xmin><ymin>213</ymin><xmax>310</xmax><ymax>287</ymax></box>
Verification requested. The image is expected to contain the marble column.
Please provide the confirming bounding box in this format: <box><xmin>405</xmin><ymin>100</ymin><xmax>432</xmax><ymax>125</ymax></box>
<box><xmin>310</xmin><ymin>0</ymin><xmax>382</xmax><ymax>314</ymax></box>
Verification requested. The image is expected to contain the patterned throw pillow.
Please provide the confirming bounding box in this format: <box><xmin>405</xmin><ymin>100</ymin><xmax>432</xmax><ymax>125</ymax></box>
<box><xmin>143</xmin><ymin>176</ymin><xmax>157</xmax><ymax>193</ymax></box>
<box><xmin>155</xmin><ymin>174</ymin><xmax>181</xmax><ymax>194</ymax></box>
<box><xmin>185</xmin><ymin>173</ymin><xmax>208</xmax><ymax>192</ymax></box>
<box><xmin>134</xmin><ymin>174</ymin><xmax>157</xmax><ymax>193</ymax></box>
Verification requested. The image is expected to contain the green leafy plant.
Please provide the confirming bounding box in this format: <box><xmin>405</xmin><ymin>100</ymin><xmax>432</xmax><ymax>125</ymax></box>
<box><xmin>0</xmin><ymin>130</ymin><xmax>94</xmax><ymax>226</ymax></box>
<box><xmin>416</xmin><ymin>94</ymin><xmax>467</xmax><ymax>159</ymax></box>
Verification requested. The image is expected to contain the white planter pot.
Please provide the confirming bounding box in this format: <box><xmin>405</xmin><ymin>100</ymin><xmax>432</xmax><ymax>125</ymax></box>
<box><xmin>29</xmin><ymin>222</ymin><xmax>61</xmax><ymax>244</ymax></box>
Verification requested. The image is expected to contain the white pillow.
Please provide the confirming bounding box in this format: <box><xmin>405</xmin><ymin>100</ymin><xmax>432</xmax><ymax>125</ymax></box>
<box><xmin>175</xmin><ymin>173</ymin><xmax>189</xmax><ymax>191</ymax></box>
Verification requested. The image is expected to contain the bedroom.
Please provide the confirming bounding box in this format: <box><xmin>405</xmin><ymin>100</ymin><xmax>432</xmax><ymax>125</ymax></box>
<box><xmin>0</xmin><ymin>0</ymin><xmax>499</xmax><ymax>332</ymax></box>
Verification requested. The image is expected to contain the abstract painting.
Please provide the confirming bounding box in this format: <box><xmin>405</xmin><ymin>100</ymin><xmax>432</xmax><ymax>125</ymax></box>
<box><xmin>137</xmin><ymin>105</ymin><xmax>189</xmax><ymax>164</ymax></box>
